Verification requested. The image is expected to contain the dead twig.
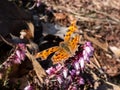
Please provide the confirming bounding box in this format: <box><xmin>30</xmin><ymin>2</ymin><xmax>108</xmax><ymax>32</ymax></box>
<box><xmin>0</xmin><ymin>35</ymin><xmax>14</xmax><ymax>47</ymax></box>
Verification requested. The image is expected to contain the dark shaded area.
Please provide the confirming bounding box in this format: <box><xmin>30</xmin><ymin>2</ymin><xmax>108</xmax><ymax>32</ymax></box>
<box><xmin>0</xmin><ymin>56</ymin><xmax>33</xmax><ymax>90</ymax></box>
<box><xmin>39</xmin><ymin>34</ymin><xmax>63</xmax><ymax>51</ymax></box>
<box><xmin>37</xmin><ymin>35</ymin><xmax>63</xmax><ymax>69</ymax></box>
<box><xmin>97</xmin><ymin>80</ymin><xmax>113</xmax><ymax>90</ymax></box>
<box><xmin>0</xmin><ymin>0</ymin><xmax>32</xmax><ymax>41</ymax></box>
<box><xmin>9</xmin><ymin>57</ymin><xmax>33</xmax><ymax>78</ymax></box>
<box><xmin>0</xmin><ymin>42</ymin><xmax>12</xmax><ymax>62</ymax></box>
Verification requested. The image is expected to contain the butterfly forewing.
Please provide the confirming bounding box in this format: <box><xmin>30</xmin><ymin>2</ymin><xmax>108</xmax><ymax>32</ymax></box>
<box><xmin>68</xmin><ymin>34</ymin><xmax>81</xmax><ymax>54</ymax></box>
<box><xmin>35</xmin><ymin>46</ymin><xmax>59</xmax><ymax>60</ymax></box>
<box><xmin>64</xmin><ymin>22</ymin><xmax>78</xmax><ymax>42</ymax></box>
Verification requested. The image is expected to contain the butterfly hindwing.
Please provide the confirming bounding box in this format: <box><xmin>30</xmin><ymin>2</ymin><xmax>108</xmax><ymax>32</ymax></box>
<box><xmin>52</xmin><ymin>48</ymin><xmax>70</xmax><ymax>64</ymax></box>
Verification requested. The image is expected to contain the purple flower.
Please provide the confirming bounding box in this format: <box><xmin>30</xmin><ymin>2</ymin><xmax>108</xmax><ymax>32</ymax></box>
<box><xmin>69</xmin><ymin>69</ymin><xmax>76</xmax><ymax>76</ymax></box>
<box><xmin>83</xmin><ymin>50</ymin><xmax>89</xmax><ymax>61</ymax></box>
<box><xmin>78</xmin><ymin>57</ymin><xmax>84</xmax><ymax>69</ymax></box>
<box><xmin>57</xmin><ymin>75</ymin><xmax>63</xmax><ymax>84</ymax></box>
<box><xmin>84</xmin><ymin>42</ymin><xmax>94</xmax><ymax>56</ymax></box>
<box><xmin>36</xmin><ymin>0</ymin><xmax>41</xmax><ymax>7</ymax></box>
<box><xmin>46</xmin><ymin>67</ymin><xmax>56</xmax><ymax>75</ymax></box>
<box><xmin>24</xmin><ymin>84</ymin><xmax>34</xmax><ymax>90</ymax></box>
<box><xmin>43</xmin><ymin>41</ymin><xmax>94</xmax><ymax>89</ymax></box>
<box><xmin>72</xmin><ymin>86</ymin><xmax>77</xmax><ymax>90</ymax></box>
<box><xmin>69</xmin><ymin>86</ymin><xmax>77</xmax><ymax>90</ymax></box>
<box><xmin>78</xmin><ymin>77</ymin><xmax>84</xmax><ymax>85</ymax></box>
<box><xmin>74</xmin><ymin>61</ymin><xmax>80</xmax><ymax>70</ymax></box>
<box><xmin>63</xmin><ymin>68</ymin><xmax>68</xmax><ymax>78</ymax></box>
<box><xmin>1</xmin><ymin>44</ymin><xmax>26</xmax><ymax>66</ymax></box>
<box><xmin>13</xmin><ymin>44</ymin><xmax>26</xmax><ymax>64</ymax></box>
<box><xmin>55</xmin><ymin>63</ymin><xmax>63</xmax><ymax>71</ymax></box>
<box><xmin>67</xmin><ymin>76</ymin><xmax>72</xmax><ymax>83</ymax></box>
<box><xmin>82</xmin><ymin>42</ymin><xmax>94</xmax><ymax>62</ymax></box>
<box><xmin>13</xmin><ymin>55</ymin><xmax>21</xmax><ymax>64</ymax></box>
<box><xmin>16</xmin><ymin>50</ymin><xmax>21</xmax><ymax>58</ymax></box>
<box><xmin>76</xmin><ymin>70</ymin><xmax>80</xmax><ymax>75</ymax></box>
<box><xmin>18</xmin><ymin>43</ymin><xmax>26</xmax><ymax>50</ymax></box>
<box><xmin>17</xmin><ymin>50</ymin><xmax>25</xmax><ymax>60</ymax></box>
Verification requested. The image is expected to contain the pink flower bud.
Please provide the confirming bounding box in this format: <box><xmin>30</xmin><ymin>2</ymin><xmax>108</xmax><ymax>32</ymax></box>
<box><xmin>24</xmin><ymin>84</ymin><xmax>33</xmax><ymax>90</ymax></box>
<box><xmin>46</xmin><ymin>67</ymin><xmax>56</xmax><ymax>75</ymax></box>
<box><xmin>63</xmin><ymin>68</ymin><xmax>68</xmax><ymax>78</ymax></box>
<box><xmin>78</xmin><ymin>77</ymin><xmax>84</xmax><ymax>85</ymax></box>
<box><xmin>78</xmin><ymin>57</ymin><xmax>84</xmax><ymax>69</ymax></box>
<box><xmin>74</xmin><ymin>61</ymin><xmax>80</xmax><ymax>70</ymax></box>
<box><xmin>57</xmin><ymin>76</ymin><xmax>63</xmax><ymax>84</ymax></box>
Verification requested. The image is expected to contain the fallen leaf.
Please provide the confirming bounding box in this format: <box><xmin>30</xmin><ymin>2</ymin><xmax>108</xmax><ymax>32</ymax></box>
<box><xmin>26</xmin><ymin>50</ymin><xmax>46</xmax><ymax>83</ymax></box>
<box><xmin>109</xmin><ymin>46</ymin><xmax>120</xmax><ymax>58</ymax></box>
<box><xmin>53</xmin><ymin>12</ymin><xmax>67</xmax><ymax>21</ymax></box>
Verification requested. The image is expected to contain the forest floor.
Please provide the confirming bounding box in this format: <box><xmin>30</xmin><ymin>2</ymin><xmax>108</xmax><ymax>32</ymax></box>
<box><xmin>0</xmin><ymin>0</ymin><xmax>120</xmax><ymax>90</ymax></box>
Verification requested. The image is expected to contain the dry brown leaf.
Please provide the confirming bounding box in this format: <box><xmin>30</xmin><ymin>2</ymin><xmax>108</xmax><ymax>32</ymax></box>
<box><xmin>109</xmin><ymin>46</ymin><xmax>120</xmax><ymax>58</ymax></box>
<box><xmin>26</xmin><ymin>50</ymin><xmax>46</xmax><ymax>83</ymax></box>
<box><xmin>84</xmin><ymin>32</ymin><xmax>108</xmax><ymax>52</ymax></box>
<box><xmin>53</xmin><ymin>12</ymin><xmax>67</xmax><ymax>21</ymax></box>
<box><xmin>26</xmin><ymin>22</ymin><xmax>34</xmax><ymax>38</ymax></box>
<box><xmin>20</xmin><ymin>22</ymin><xmax>34</xmax><ymax>40</ymax></box>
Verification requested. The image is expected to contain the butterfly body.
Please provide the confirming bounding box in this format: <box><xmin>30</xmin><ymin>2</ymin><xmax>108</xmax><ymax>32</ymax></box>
<box><xmin>59</xmin><ymin>42</ymin><xmax>71</xmax><ymax>54</ymax></box>
<box><xmin>35</xmin><ymin>21</ymin><xmax>81</xmax><ymax>64</ymax></box>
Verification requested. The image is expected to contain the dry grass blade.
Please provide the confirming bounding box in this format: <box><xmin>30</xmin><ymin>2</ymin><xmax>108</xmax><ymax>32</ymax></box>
<box><xmin>94</xmin><ymin>53</ymin><xmax>102</xmax><ymax>68</ymax></box>
<box><xmin>89</xmin><ymin>9</ymin><xmax>120</xmax><ymax>23</ymax></box>
<box><xmin>105</xmin><ymin>81</ymin><xmax>120</xmax><ymax>90</ymax></box>
<box><xmin>84</xmin><ymin>32</ymin><xmax>108</xmax><ymax>52</ymax></box>
<box><xmin>26</xmin><ymin>50</ymin><xmax>46</xmax><ymax>83</ymax></box>
<box><xmin>0</xmin><ymin>35</ymin><xmax>14</xmax><ymax>47</ymax></box>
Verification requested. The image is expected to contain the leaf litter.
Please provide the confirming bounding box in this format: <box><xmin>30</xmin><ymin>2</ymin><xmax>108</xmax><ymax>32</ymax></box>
<box><xmin>0</xmin><ymin>0</ymin><xmax>120</xmax><ymax>89</ymax></box>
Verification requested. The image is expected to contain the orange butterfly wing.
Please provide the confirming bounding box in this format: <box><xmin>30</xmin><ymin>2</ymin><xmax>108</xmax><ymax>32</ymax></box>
<box><xmin>35</xmin><ymin>46</ymin><xmax>59</xmax><ymax>60</ymax></box>
<box><xmin>51</xmin><ymin>47</ymin><xmax>70</xmax><ymax>64</ymax></box>
<box><xmin>52</xmin><ymin>34</ymin><xmax>81</xmax><ymax>64</ymax></box>
<box><xmin>64</xmin><ymin>21</ymin><xmax>78</xmax><ymax>42</ymax></box>
<box><xmin>35</xmin><ymin>20</ymin><xmax>80</xmax><ymax>64</ymax></box>
<box><xmin>68</xmin><ymin>34</ymin><xmax>81</xmax><ymax>53</ymax></box>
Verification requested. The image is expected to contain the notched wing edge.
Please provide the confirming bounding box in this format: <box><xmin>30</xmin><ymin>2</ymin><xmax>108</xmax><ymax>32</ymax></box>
<box><xmin>35</xmin><ymin>46</ymin><xmax>59</xmax><ymax>60</ymax></box>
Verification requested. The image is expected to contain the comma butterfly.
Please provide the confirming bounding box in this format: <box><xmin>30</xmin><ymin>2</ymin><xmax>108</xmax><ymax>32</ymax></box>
<box><xmin>35</xmin><ymin>21</ymin><xmax>81</xmax><ymax>64</ymax></box>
